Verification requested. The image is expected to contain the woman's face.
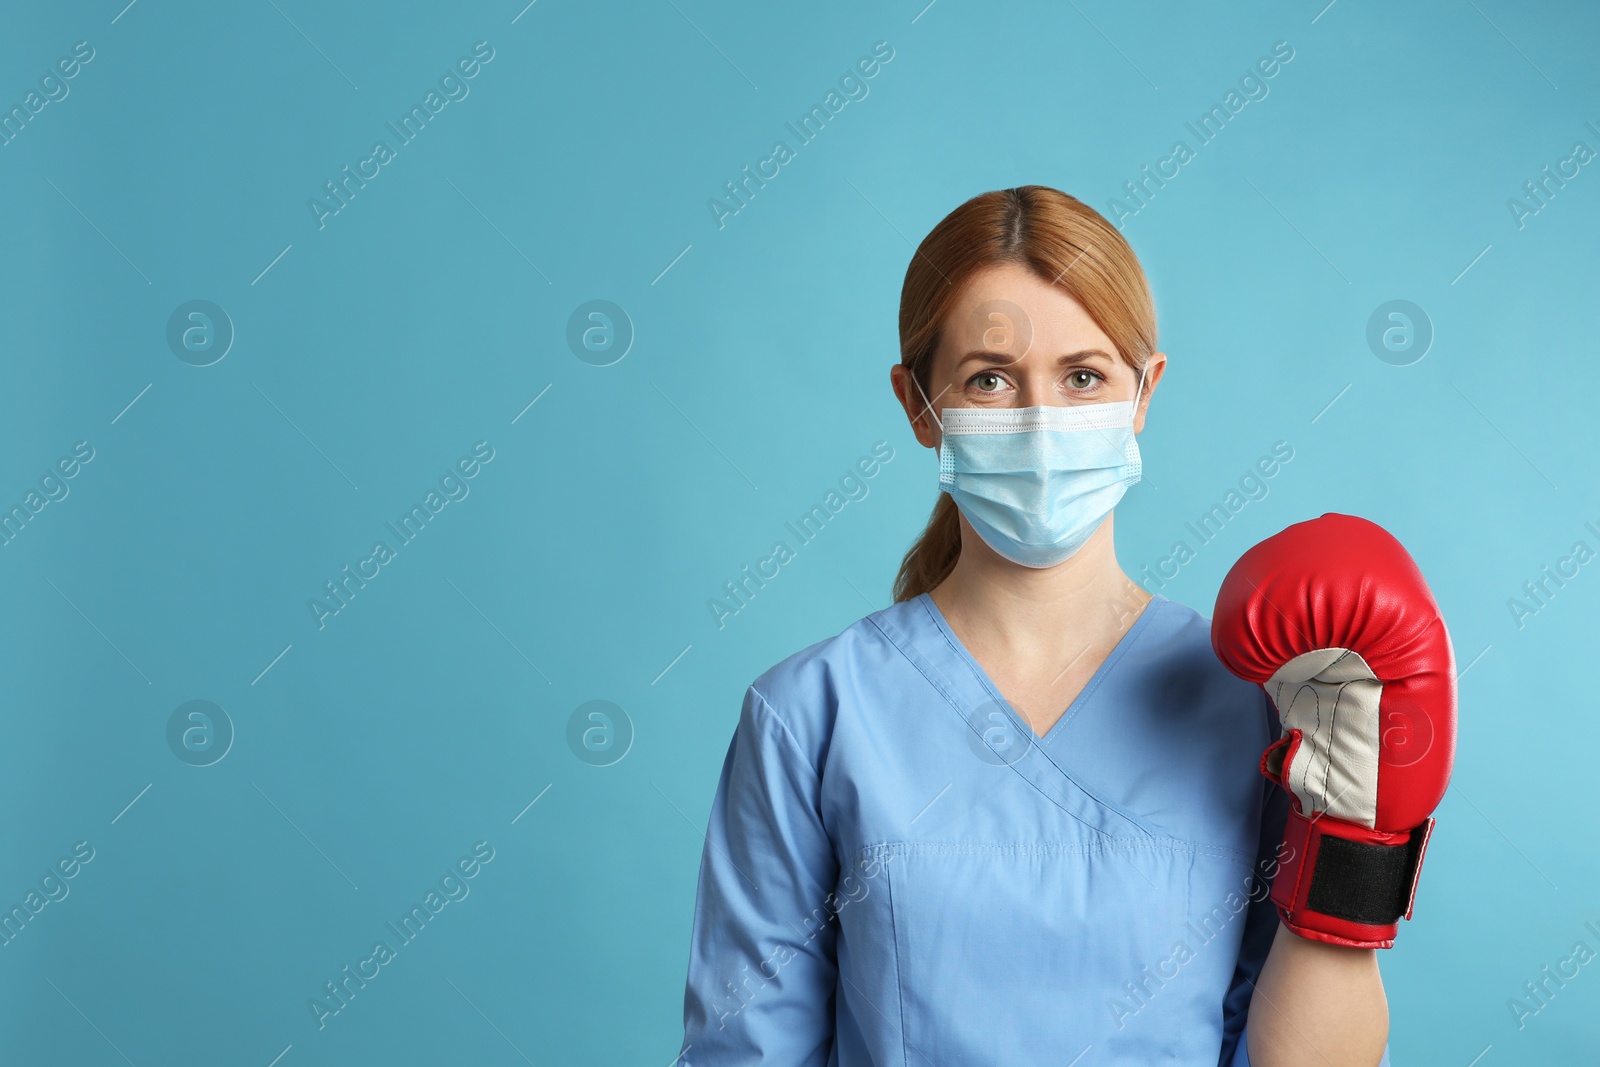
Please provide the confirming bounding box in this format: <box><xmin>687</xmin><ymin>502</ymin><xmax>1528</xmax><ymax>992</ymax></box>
<box><xmin>893</xmin><ymin>261</ymin><xmax>1164</xmax><ymax>450</ymax></box>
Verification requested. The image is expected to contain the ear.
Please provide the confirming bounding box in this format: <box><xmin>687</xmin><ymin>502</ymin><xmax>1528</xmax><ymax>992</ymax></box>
<box><xmin>890</xmin><ymin>364</ymin><xmax>940</xmax><ymax>450</ymax></box>
<box><xmin>1133</xmin><ymin>351</ymin><xmax>1167</xmax><ymax>434</ymax></box>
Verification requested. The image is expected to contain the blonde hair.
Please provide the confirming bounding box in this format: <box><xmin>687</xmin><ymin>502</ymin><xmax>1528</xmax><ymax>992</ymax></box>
<box><xmin>891</xmin><ymin>185</ymin><xmax>1158</xmax><ymax>602</ymax></box>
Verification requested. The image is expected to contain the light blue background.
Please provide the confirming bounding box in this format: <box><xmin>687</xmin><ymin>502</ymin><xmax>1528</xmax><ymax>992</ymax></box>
<box><xmin>1</xmin><ymin>0</ymin><xmax>1596</xmax><ymax>1063</ymax></box>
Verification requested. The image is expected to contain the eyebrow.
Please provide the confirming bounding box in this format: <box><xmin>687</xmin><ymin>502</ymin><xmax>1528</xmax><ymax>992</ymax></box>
<box><xmin>957</xmin><ymin>348</ymin><xmax>1115</xmax><ymax>369</ymax></box>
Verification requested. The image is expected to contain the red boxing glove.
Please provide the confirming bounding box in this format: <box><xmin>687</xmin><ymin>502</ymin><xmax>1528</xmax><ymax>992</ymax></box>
<box><xmin>1212</xmin><ymin>513</ymin><xmax>1457</xmax><ymax>949</ymax></box>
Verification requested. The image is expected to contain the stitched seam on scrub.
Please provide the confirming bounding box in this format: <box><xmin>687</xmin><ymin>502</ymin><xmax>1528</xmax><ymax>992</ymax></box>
<box><xmin>745</xmin><ymin>686</ymin><xmax>845</xmax><ymax>906</ymax></box>
<box><xmin>863</xmin><ymin>840</ymin><xmax>1249</xmax><ymax>863</ymax></box>
<box><xmin>871</xmin><ymin>603</ymin><xmax>1156</xmax><ymax>841</ymax></box>
<box><xmin>749</xmin><ymin>684</ymin><xmax>826</xmax><ymax>786</ymax></box>
<box><xmin>1045</xmin><ymin>595</ymin><xmax>1164</xmax><ymax>740</ymax></box>
<box><xmin>879</xmin><ymin>848</ymin><xmax>910</xmax><ymax>1067</ymax></box>
<box><xmin>854</xmin><ymin>837</ymin><xmax>1254</xmax><ymax>867</ymax></box>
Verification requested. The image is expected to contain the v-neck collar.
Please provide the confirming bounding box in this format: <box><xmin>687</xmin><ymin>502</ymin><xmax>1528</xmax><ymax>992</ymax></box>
<box><xmin>868</xmin><ymin>591</ymin><xmax>1165</xmax><ymax>841</ymax></box>
<box><xmin>915</xmin><ymin>590</ymin><xmax>1167</xmax><ymax>747</ymax></box>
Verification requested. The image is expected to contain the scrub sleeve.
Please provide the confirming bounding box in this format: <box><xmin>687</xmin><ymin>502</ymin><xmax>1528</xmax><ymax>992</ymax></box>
<box><xmin>679</xmin><ymin>685</ymin><xmax>839</xmax><ymax>1065</ymax></box>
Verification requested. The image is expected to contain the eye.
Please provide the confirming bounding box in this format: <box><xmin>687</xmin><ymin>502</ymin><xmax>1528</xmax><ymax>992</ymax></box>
<box><xmin>969</xmin><ymin>371</ymin><xmax>1009</xmax><ymax>393</ymax></box>
<box><xmin>1066</xmin><ymin>368</ymin><xmax>1106</xmax><ymax>394</ymax></box>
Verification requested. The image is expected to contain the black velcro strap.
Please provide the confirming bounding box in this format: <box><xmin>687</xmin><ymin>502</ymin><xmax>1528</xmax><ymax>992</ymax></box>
<box><xmin>1305</xmin><ymin>825</ymin><xmax>1428</xmax><ymax>926</ymax></box>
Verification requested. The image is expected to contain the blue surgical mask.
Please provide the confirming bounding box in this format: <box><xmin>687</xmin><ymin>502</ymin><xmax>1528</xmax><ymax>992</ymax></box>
<box><xmin>918</xmin><ymin>366</ymin><xmax>1146</xmax><ymax>568</ymax></box>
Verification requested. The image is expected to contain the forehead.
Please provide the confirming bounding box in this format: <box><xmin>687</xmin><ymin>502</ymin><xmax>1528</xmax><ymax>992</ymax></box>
<box><xmin>941</xmin><ymin>261</ymin><xmax>1116</xmax><ymax>359</ymax></box>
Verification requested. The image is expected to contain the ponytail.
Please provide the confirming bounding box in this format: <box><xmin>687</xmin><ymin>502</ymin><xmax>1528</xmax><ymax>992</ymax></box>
<box><xmin>892</xmin><ymin>494</ymin><xmax>961</xmax><ymax>602</ymax></box>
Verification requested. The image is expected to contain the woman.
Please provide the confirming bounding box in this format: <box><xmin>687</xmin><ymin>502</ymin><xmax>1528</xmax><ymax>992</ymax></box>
<box><xmin>678</xmin><ymin>186</ymin><xmax>1392</xmax><ymax>1065</ymax></box>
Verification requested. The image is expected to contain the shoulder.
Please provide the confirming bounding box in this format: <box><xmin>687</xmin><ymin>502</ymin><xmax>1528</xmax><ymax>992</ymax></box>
<box><xmin>743</xmin><ymin>597</ymin><xmax>921</xmax><ymax>770</ymax></box>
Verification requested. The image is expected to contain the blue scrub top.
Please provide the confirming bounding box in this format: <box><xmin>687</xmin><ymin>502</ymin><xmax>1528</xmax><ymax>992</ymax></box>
<box><xmin>679</xmin><ymin>592</ymin><xmax>1392</xmax><ymax>1065</ymax></box>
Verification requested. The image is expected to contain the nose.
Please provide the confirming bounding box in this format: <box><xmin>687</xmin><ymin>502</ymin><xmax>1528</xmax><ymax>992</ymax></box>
<box><xmin>1015</xmin><ymin>374</ymin><xmax>1051</xmax><ymax>408</ymax></box>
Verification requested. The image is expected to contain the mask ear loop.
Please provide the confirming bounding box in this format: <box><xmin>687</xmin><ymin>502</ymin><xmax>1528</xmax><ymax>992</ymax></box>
<box><xmin>911</xmin><ymin>373</ymin><xmax>945</xmax><ymax>435</ymax></box>
<box><xmin>1120</xmin><ymin>360</ymin><xmax>1149</xmax><ymax>484</ymax></box>
<box><xmin>913</xmin><ymin>374</ymin><xmax>961</xmax><ymax>491</ymax></box>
